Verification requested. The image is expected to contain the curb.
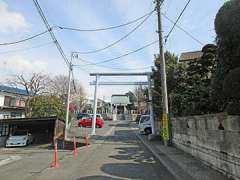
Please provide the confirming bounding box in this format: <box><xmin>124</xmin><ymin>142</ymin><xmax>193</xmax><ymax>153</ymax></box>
<box><xmin>136</xmin><ymin>133</ymin><xmax>194</xmax><ymax>180</ymax></box>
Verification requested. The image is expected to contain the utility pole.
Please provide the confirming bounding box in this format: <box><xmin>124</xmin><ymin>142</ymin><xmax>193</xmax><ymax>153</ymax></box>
<box><xmin>156</xmin><ymin>0</ymin><xmax>170</xmax><ymax>145</ymax></box>
<box><xmin>147</xmin><ymin>74</ymin><xmax>155</xmax><ymax>135</ymax></box>
<box><xmin>64</xmin><ymin>53</ymin><xmax>73</xmax><ymax>140</ymax></box>
<box><xmin>91</xmin><ymin>75</ymin><xmax>99</xmax><ymax>135</ymax></box>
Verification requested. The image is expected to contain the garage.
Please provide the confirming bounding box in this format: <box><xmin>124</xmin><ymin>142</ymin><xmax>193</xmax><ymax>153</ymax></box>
<box><xmin>0</xmin><ymin>116</ymin><xmax>65</xmax><ymax>147</ymax></box>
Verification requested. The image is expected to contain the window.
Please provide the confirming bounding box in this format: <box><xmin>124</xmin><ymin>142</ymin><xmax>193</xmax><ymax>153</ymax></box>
<box><xmin>0</xmin><ymin>124</ymin><xmax>9</xmax><ymax>136</ymax></box>
<box><xmin>10</xmin><ymin>97</ymin><xmax>16</xmax><ymax>107</ymax></box>
<box><xmin>3</xmin><ymin>114</ymin><xmax>10</xmax><ymax>119</ymax></box>
<box><xmin>11</xmin><ymin>112</ymin><xmax>22</xmax><ymax>118</ymax></box>
<box><xmin>4</xmin><ymin>96</ymin><xmax>11</xmax><ymax>107</ymax></box>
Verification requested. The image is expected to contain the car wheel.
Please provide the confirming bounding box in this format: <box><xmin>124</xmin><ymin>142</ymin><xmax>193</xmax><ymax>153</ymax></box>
<box><xmin>144</xmin><ymin>128</ymin><xmax>152</xmax><ymax>135</ymax></box>
<box><xmin>96</xmin><ymin>124</ymin><xmax>100</xmax><ymax>128</ymax></box>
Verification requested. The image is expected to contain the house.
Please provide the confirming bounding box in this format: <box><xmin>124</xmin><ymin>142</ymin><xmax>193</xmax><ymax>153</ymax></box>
<box><xmin>84</xmin><ymin>97</ymin><xmax>110</xmax><ymax>114</ymax></box>
<box><xmin>0</xmin><ymin>85</ymin><xmax>28</xmax><ymax>119</ymax></box>
<box><xmin>179</xmin><ymin>51</ymin><xmax>203</xmax><ymax>63</ymax></box>
<box><xmin>111</xmin><ymin>95</ymin><xmax>131</xmax><ymax>114</ymax></box>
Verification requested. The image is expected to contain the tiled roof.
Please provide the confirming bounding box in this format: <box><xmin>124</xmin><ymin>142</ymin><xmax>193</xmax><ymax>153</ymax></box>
<box><xmin>179</xmin><ymin>51</ymin><xmax>203</xmax><ymax>62</ymax></box>
<box><xmin>111</xmin><ymin>95</ymin><xmax>130</xmax><ymax>105</ymax></box>
<box><xmin>0</xmin><ymin>85</ymin><xmax>28</xmax><ymax>96</ymax></box>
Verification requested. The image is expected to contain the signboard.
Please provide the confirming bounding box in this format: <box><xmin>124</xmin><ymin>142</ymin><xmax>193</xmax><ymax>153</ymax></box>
<box><xmin>162</xmin><ymin>113</ymin><xmax>169</xmax><ymax>142</ymax></box>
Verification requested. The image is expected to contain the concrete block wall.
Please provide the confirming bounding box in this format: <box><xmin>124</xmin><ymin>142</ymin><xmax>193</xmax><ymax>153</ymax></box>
<box><xmin>172</xmin><ymin>113</ymin><xmax>240</xmax><ymax>180</ymax></box>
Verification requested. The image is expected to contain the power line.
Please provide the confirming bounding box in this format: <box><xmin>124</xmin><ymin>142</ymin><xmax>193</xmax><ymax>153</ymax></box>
<box><xmin>32</xmin><ymin>0</ymin><xmax>70</xmax><ymax>67</ymax></box>
<box><xmin>0</xmin><ymin>41</ymin><xmax>54</xmax><ymax>55</ymax></box>
<box><xmin>74</xmin><ymin>60</ymin><xmax>152</xmax><ymax>71</ymax></box>
<box><xmin>76</xmin><ymin>40</ymin><xmax>158</xmax><ymax>66</ymax></box>
<box><xmin>76</xmin><ymin>10</ymin><xmax>155</xmax><ymax>54</ymax></box>
<box><xmin>0</xmin><ymin>30</ymin><xmax>49</xmax><ymax>46</ymax></box>
<box><xmin>162</xmin><ymin>13</ymin><xmax>204</xmax><ymax>45</ymax></box>
<box><xmin>165</xmin><ymin>0</ymin><xmax>191</xmax><ymax>43</ymax></box>
<box><xmin>58</xmin><ymin>10</ymin><xmax>155</xmax><ymax>32</ymax></box>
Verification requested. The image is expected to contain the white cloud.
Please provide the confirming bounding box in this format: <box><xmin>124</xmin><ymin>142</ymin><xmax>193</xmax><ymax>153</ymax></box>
<box><xmin>0</xmin><ymin>55</ymin><xmax>48</xmax><ymax>73</ymax></box>
<box><xmin>0</xmin><ymin>1</ymin><xmax>30</xmax><ymax>33</ymax></box>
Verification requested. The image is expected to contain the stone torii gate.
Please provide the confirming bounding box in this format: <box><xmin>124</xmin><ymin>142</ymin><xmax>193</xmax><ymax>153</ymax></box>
<box><xmin>89</xmin><ymin>72</ymin><xmax>154</xmax><ymax>135</ymax></box>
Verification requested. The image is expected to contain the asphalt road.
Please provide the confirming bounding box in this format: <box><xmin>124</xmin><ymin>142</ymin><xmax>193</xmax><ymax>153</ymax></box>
<box><xmin>0</xmin><ymin>120</ymin><xmax>176</xmax><ymax>180</ymax></box>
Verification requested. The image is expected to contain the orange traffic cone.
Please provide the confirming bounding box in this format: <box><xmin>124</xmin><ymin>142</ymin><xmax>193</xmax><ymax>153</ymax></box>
<box><xmin>51</xmin><ymin>142</ymin><xmax>60</xmax><ymax>169</ymax></box>
<box><xmin>73</xmin><ymin>136</ymin><xmax>78</xmax><ymax>159</ymax></box>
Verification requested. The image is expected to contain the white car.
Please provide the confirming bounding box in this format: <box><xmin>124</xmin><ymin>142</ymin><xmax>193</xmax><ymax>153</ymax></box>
<box><xmin>89</xmin><ymin>114</ymin><xmax>102</xmax><ymax>119</ymax></box>
<box><xmin>6</xmin><ymin>130</ymin><xmax>34</xmax><ymax>147</ymax></box>
<box><xmin>138</xmin><ymin>115</ymin><xmax>152</xmax><ymax>135</ymax></box>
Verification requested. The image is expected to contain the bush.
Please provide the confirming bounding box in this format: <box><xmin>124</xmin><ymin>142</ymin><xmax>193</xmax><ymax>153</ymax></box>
<box><xmin>223</xmin><ymin>67</ymin><xmax>240</xmax><ymax>99</ymax></box>
<box><xmin>215</xmin><ymin>0</ymin><xmax>240</xmax><ymax>40</ymax></box>
<box><xmin>211</xmin><ymin>0</ymin><xmax>240</xmax><ymax>112</ymax></box>
<box><xmin>226</xmin><ymin>100</ymin><xmax>240</xmax><ymax>115</ymax></box>
<box><xmin>223</xmin><ymin>67</ymin><xmax>240</xmax><ymax>115</ymax></box>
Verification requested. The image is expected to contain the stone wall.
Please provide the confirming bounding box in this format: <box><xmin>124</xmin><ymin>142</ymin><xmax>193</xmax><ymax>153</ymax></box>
<box><xmin>171</xmin><ymin>113</ymin><xmax>240</xmax><ymax>180</ymax></box>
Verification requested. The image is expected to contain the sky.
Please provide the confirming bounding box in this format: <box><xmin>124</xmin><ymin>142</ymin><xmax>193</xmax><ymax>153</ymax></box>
<box><xmin>0</xmin><ymin>0</ymin><xmax>224</xmax><ymax>101</ymax></box>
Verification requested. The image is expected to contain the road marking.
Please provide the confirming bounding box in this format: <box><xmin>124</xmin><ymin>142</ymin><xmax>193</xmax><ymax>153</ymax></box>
<box><xmin>0</xmin><ymin>155</ymin><xmax>22</xmax><ymax>167</ymax></box>
<box><xmin>103</xmin><ymin>126</ymin><xmax>115</xmax><ymax>137</ymax></box>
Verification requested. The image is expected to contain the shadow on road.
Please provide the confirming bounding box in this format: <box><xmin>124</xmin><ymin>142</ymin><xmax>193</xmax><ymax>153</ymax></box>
<box><xmin>97</xmin><ymin>125</ymin><xmax>175</xmax><ymax>180</ymax></box>
<box><xmin>109</xmin><ymin>147</ymin><xmax>155</xmax><ymax>163</ymax></box>
<box><xmin>91</xmin><ymin>130</ymin><xmax>137</xmax><ymax>145</ymax></box>
<box><xmin>100</xmin><ymin>145</ymin><xmax>157</xmax><ymax>179</ymax></box>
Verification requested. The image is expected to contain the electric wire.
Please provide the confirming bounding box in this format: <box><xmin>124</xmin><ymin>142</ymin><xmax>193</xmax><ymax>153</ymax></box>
<box><xmin>0</xmin><ymin>30</ymin><xmax>49</xmax><ymax>46</ymax></box>
<box><xmin>58</xmin><ymin>10</ymin><xmax>155</xmax><ymax>32</ymax></box>
<box><xmin>0</xmin><ymin>41</ymin><xmax>54</xmax><ymax>55</ymax></box>
<box><xmin>75</xmin><ymin>10</ymin><xmax>155</xmax><ymax>54</ymax></box>
<box><xmin>162</xmin><ymin>13</ymin><xmax>203</xmax><ymax>45</ymax></box>
<box><xmin>164</xmin><ymin>0</ymin><xmax>191</xmax><ymax>43</ymax></box>
<box><xmin>74</xmin><ymin>60</ymin><xmax>152</xmax><ymax>71</ymax></box>
<box><xmin>32</xmin><ymin>0</ymin><xmax>70</xmax><ymax>66</ymax></box>
<box><xmin>76</xmin><ymin>40</ymin><xmax>158</xmax><ymax>66</ymax></box>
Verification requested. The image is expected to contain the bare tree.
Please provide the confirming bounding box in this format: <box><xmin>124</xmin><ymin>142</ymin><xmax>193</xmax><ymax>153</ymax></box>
<box><xmin>47</xmin><ymin>75</ymin><xmax>87</xmax><ymax>111</ymax></box>
<box><xmin>134</xmin><ymin>85</ymin><xmax>148</xmax><ymax>114</ymax></box>
<box><xmin>8</xmin><ymin>73</ymin><xmax>49</xmax><ymax>117</ymax></box>
<box><xmin>46</xmin><ymin>75</ymin><xmax>68</xmax><ymax>98</ymax></box>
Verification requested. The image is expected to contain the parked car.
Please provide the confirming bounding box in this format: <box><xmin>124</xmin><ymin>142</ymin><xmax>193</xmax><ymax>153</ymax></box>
<box><xmin>77</xmin><ymin>113</ymin><xmax>91</xmax><ymax>120</ymax></box>
<box><xmin>78</xmin><ymin>116</ymin><xmax>104</xmax><ymax>128</ymax></box>
<box><xmin>6</xmin><ymin>130</ymin><xmax>34</xmax><ymax>147</ymax></box>
<box><xmin>138</xmin><ymin>115</ymin><xmax>152</xmax><ymax>135</ymax></box>
<box><xmin>89</xmin><ymin>114</ymin><xmax>103</xmax><ymax>119</ymax></box>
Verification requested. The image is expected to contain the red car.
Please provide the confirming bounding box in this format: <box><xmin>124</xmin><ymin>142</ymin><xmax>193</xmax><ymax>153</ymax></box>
<box><xmin>78</xmin><ymin>117</ymin><xmax>104</xmax><ymax>128</ymax></box>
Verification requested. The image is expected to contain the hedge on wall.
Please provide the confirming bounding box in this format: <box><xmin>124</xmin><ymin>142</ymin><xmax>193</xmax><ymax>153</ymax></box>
<box><xmin>211</xmin><ymin>0</ymin><xmax>240</xmax><ymax>112</ymax></box>
<box><xmin>223</xmin><ymin>67</ymin><xmax>240</xmax><ymax>115</ymax></box>
<box><xmin>223</xmin><ymin>67</ymin><xmax>240</xmax><ymax>99</ymax></box>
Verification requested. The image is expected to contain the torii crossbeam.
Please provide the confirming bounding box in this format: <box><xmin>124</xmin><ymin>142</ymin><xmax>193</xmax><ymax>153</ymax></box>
<box><xmin>89</xmin><ymin>72</ymin><xmax>154</xmax><ymax>136</ymax></box>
